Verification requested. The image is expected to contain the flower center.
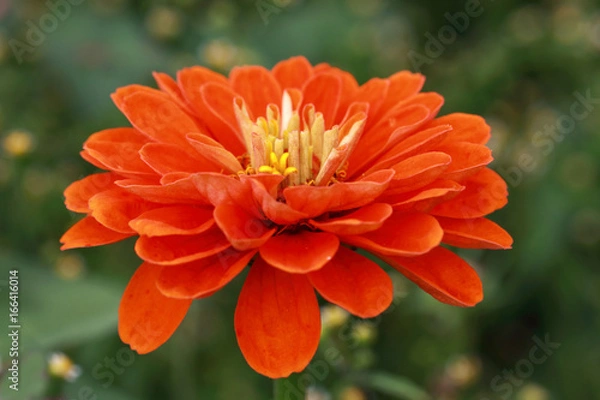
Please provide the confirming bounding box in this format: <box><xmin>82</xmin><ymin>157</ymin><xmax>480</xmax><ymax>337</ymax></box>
<box><xmin>234</xmin><ymin>91</ymin><xmax>365</xmax><ymax>187</ymax></box>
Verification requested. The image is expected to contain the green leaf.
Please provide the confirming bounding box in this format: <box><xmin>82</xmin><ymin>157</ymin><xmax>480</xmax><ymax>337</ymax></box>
<box><xmin>353</xmin><ymin>371</ymin><xmax>432</xmax><ymax>400</ymax></box>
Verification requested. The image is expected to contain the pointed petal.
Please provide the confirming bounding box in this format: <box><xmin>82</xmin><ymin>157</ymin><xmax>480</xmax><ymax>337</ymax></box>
<box><xmin>157</xmin><ymin>250</ymin><xmax>256</xmax><ymax>298</ymax></box>
<box><xmin>116</xmin><ymin>175</ymin><xmax>209</xmax><ymax>204</ymax></box>
<box><xmin>230</xmin><ymin>66</ymin><xmax>282</xmax><ymax>119</ymax></box>
<box><xmin>435</xmin><ymin>142</ymin><xmax>493</xmax><ymax>181</ymax></box>
<box><xmin>153</xmin><ymin>71</ymin><xmax>197</xmax><ymax>116</ymax></box>
<box><xmin>430</xmin><ymin>168</ymin><xmax>508</xmax><ymax>218</ymax></box>
<box><xmin>214</xmin><ymin>204</ymin><xmax>276</xmax><ymax>251</ymax></box>
<box><xmin>135</xmin><ymin>228</ymin><xmax>231</xmax><ymax>266</ymax></box>
<box><xmin>309</xmin><ymin>247</ymin><xmax>393</xmax><ymax>318</ymax></box>
<box><xmin>284</xmin><ymin>170</ymin><xmax>394</xmax><ymax>218</ymax></box>
<box><xmin>113</xmin><ymin>90</ymin><xmax>202</xmax><ymax>148</ymax></box>
<box><xmin>259</xmin><ymin>231</ymin><xmax>339</xmax><ymax>273</ymax></box>
<box><xmin>139</xmin><ymin>142</ymin><xmax>220</xmax><ymax>175</ymax></box>
<box><xmin>187</xmin><ymin>133</ymin><xmax>243</xmax><ymax>174</ymax></box>
<box><xmin>379</xmin><ymin>247</ymin><xmax>483</xmax><ymax>307</ymax></box>
<box><xmin>436</xmin><ymin>217</ymin><xmax>513</xmax><ymax>249</ymax></box>
<box><xmin>342</xmin><ymin>77</ymin><xmax>389</xmax><ymax>123</ymax></box>
<box><xmin>374</xmin><ymin>71</ymin><xmax>426</xmax><ymax>121</ymax></box>
<box><xmin>60</xmin><ymin>216</ymin><xmax>133</xmax><ymax>250</ymax></box>
<box><xmin>302</xmin><ymin>73</ymin><xmax>342</xmax><ymax>127</ymax></box>
<box><xmin>310</xmin><ymin>203</ymin><xmax>393</xmax><ymax>236</ymax></box>
<box><xmin>243</xmin><ymin>175</ymin><xmax>308</xmax><ymax>225</ymax></box>
<box><xmin>388</xmin><ymin>179</ymin><xmax>465</xmax><ymax>212</ymax></box>
<box><xmin>129</xmin><ymin>206</ymin><xmax>215</xmax><ymax>237</ymax></box>
<box><xmin>119</xmin><ymin>262</ymin><xmax>192</xmax><ymax>354</ymax></box>
<box><xmin>272</xmin><ymin>56</ymin><xmax>313</xmax><ymax>89</ymax></box>
<box><xmin>89</xmin><ymin>189</ymin><xmax>156</xmax><ymax>233</ymax></box>
<box><xmin>234</xmin><ymin>257</ymin><xmax>320</xmax><ymax>378</ymax></box>
<box><xmin>64</xmin><ymin>173</ymin><xmax>118</xmax><ymax>213</ymax></box>
<box><xmin>342</xmin><ymin>212</ymin><xmax>443</xmax><ymax>256</ymax></box>
<box><xmin>83</xmin><ymin>128</ymin><xmax>155</xmax><ymax>176</ymax></box>
<box><xmin>432</xmin><ymin>113</ymin><xmax>491</xmax><ymax>145</ymax></box>
<box><xmin>385</xmin><ymin>152</ymin><xmax>452</xmax><ymax>194</ymax></box>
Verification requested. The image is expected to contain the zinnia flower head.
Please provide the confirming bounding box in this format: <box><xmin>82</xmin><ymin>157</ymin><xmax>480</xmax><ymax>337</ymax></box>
<box><xmin>61</xmin><ymin>56</ymin><xmax>512</xmax><ymax>378</ymax></box>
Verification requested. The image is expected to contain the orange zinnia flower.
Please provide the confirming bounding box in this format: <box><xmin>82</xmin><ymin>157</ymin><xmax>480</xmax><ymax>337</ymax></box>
<box><xmin>61</xmin><ymin>56</ymin><xmax>512</xmax><ymax>378</ymax></box>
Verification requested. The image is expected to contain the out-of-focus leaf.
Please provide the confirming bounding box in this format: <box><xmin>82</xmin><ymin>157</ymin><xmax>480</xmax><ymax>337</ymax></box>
<box><xmin>353</xmin><ymin>371</ymin><xmax>431</xmax><ymax>400</ymax></box>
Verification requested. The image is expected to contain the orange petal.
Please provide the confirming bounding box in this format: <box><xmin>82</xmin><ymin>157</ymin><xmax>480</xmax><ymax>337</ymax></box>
<box><xmin>374</xmin><ymin>71</ymin><xmax>426</xmax><ymax>121</ymax></box>
<box><xmin>436</xmin><ymin>217</ymin><xmax>513</xmax><ymax>249</ymax></box>
<box><xmin>116</xmin><ymin>175</ymin><xmax>209</xmax><ymax>204</ymax></box>
<box><xmin>386</xmin><ymin>152</ymin><xmax>452</xmax><ymax>194</ymax></box>
<box><xmin>64</xmin><ymin>173</ymin><xmax>118</xmax><ymax>213</ymax></box>
<box><xmin>214</xmin><ymin>204</ymin><xmax>276</xmax><ymax>251</ymax></box>
<box><xmin>89</xmin><ymin>189</ymin><xmax>156</xmax><ymax>233</ymax></box>
<box><xmin>129</xmin><ymin>206</ymin><xmax>215</xmax><ymax>237</ymax></box>
<box><xmin>435</xmin><ymin>142</ymin><xmax>493</xmax><ymax>181</ymax></box>
<box><xmin>230</xmin><ymin>66</ymin><xmax>282</xmax><ymax>119</ymax></box>
<box><xmin>234</xmin><ymin>257</ymin><xmax>320</xmax><ymax>378</ymax></box>
<box><xmin>243</xmin><ymin>175</ymin><xmax>308</xmax><ymax>225</ymax></box>
<box><xmin>431</xmin><ymin>168</ymin><xmax>508</xmax><ymax>218</ymax></box>
<box><xmin>83</xmin><ymin>128</ymin><xmax>155</xmax><ymax>176</ymax></box>
<box><xmin>187</xmin><ymin>133</ymin><xmax>243</xmax><ymax>174</ymax></box>
<box><xmin>135</xmin><ymin>228</ymin><xmax>231</xmax><ymax>266</ymax></box>
<box><xmin>259</xmin><ymin>231</ymin><xmax>339</xmax><ymax>273</ymax></box>
<box><xmin>302</xmin><ymin>73</ymin><xmax>342</xmax><ymax>127</ymax></box>
<box><xmin>338</xmin><ymin>77</ymin><xmax>389</xmax><ymax>123</ymax></box>
<box><xmin>157</xmin><ymin>249</ymin><xmax>256</xmax><ymax>298</ymax></box>
<box><xmin>308</xmin><ymin>246</ymin><xmax>393</xmax><ymax>318</ymax></box>
<box><xmin>367</xmin><ymin>124</ymin><xmax>452</xmax><ymax>173</ymax></box>
<box><xmin>119</xmin><ymin>262</ymin><xmax>192</xmax><ymax>354</ymax></box>
<box><xmin>153</xmin><ymin>71</ymin><xmax>197</xmax><ymax>116</ymax></box>
<box><xmin>310</xmin><ymin>203</ymin><xmax>393</xmax><ymax>236</ymax></box>
<box><xmin>342</xmin><ymin>212</ymin><xmax>443</xmax><ymax>256</ymax></box>
<box><xmin>379</xmin><ymin>247</ymin><xmax>483</xmax><ymax>307</ymax></box>
<box><xmin>113</xmin><ymin>90</ymin><xmax>202</xmax><ymax>148</ymax></box>
<box><xmin>193</xmin><ymin>173</ymin><xmax>255</xmax><ymax>212</ymax></box>
<box><xmin>140</xmin><ymin>142</ymin><xmax>220</xmax><ymax>175</ymax></box>
<box><xmin>272</xmin><ymin>56</ymin><xmax>313</xmax><ymax>89</ymax></box>
<box><xmin>199</xmin><ymin>82</ymin><xmax>246</xmax><ymax>155</ymax></box>
<box><xmin>60</xmin><ymin>215</ymin><xmax>133</xmax><ymax>250</ymax></box>
<box><xmin>347</xmin><ymin>104</ymin><xmax>432</xmax><ymax>177</ymax></box>
<box><xmin>284</xmin><ymin>170</ymin><xmax>394</xmax><ymax>218</ymax></box>
<box><xmin>386</xmin><ymin>179</ymin><xmax>464</xmax><ymax>212</ymax></box>
<box><xmin>432</xmin><ymin>113</ymin><xmax>491</xmax><ymax>145</ymax></box>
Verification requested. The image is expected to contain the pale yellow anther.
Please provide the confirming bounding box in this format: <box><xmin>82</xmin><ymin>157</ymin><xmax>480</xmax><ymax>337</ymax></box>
<box><xmin>270</xmin><ymin>152</ymin><xmax>279</xmax><ymax>168</ymax></box>
<box><xmin>283</xmin><ymin>167</ymin><xmax>298</xmax><ymax>177</ymax></box>
<box><xmin>258</xmin><ymin>165</ymin><xmax>275</xmax><ymax>173</ymax></box>
<box><xmin>279</xmin><ymin>152</ymin><xmax>290</xmax><ymax>172</ymax></box>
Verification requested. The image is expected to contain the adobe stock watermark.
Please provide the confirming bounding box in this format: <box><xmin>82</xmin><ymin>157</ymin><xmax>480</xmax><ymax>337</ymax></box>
<box><xmin>9</xmin><ymin>0</ymin><xmax>86</xmax><ymax>64</ymax></box>
<box><xmin>482</xmin><ymin>334</ymin><xmax>560</xmax><ymax>400</ymax></box>
<box><xmin>408</xmin><ymin>0</ymin><xmax>494</xmax><ymax>72</ymax></box>
<box><xmin>255</xmin><ymin>0</ymin><xmax>292</xmax><ymax>26</ymax></box>
<box><xmin>497</xmin><ymin>89</ymin><xmax>599</xmax><ymax>188</ymax></box>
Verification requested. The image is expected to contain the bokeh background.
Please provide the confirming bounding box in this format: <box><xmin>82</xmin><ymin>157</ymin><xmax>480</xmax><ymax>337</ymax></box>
<box><xmin>1</xmin><ymin>0</ymin><xmax>599</xmax><ymax>399</ymax></box>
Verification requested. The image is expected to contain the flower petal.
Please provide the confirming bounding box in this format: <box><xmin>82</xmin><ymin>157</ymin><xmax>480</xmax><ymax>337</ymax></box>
<box><xmin>379</xmin><ymin>247</ymin><xmax>483</xmax><ymax>307</ymax></box>
<box><xmin>436</xmin><ymin>217</ymin><xmax>513</xmax><ymax>249</ymax></box>
<box><xmin>272</xmin><ymin>56</ymin><xmax>313</xmax><ymax>89</ymax></box>
<box><xmin>309</xmin><ymin>247</ymin><xmax>393</xmax><ymax>318</ymax></box>
<box><xmin>435</xmin><ymin>142</ymin><xmax>493</xmax><ymax>181</ymax></box>
<box><xmin>302</xmin><ymin>73</ymin><xmax>342</xmax><ymax>127</ymax></box>
<box><xmin>119</xmin><ymin>262</ymin><xmax>192</xmax><ymax>354</ymax></box>
<box><xmin>230</xmin><ymin>66</ymin><xmax>282</xmax><ymax>119</ymax></box>
<box><xmin>139</xmin><ymin>142</ymin><xmax>221</xmax><ymax>175</ymax></box>
<box><xmin>243</xmin><ymin>175</ymin><xmax>308</xmax><ymax>225</ymax></box>
<box><xmin>310</xmin><ymin>203</ymin><xmax>393</xmax><ymax>236</ymax></box>
<box><xmin>214</xmin><ymin>204</ymin><xmax>276</xmax><ymax>251</ymax></box>
<box><xmin>234</xmin><ymin>257</ymin><xmax>320</xmax><ymax>378</ymax></box>
<box><xmin>116</xmin><ymin>175</ymin><xmax>209</xmax><ymax>204</ymax></box>
<box><xmin>430</xmin><ymin>168</ymin><xmax>508</xmax><ymax>218</ymax></box>
<box><xmin>374</xmin><ymin>71</ymin><xmax>426</xmax><ymax>121</ymax></box>
<box><xmin>113</xmin><ymin>90</ymin><xmax>202</xmax><ymax>148</ymax></box>
<box><xmin>432</xmin><ymin>113</ymin><xmax>491</xmax><ymax>145</ymax></box>
<box><xmin>342</xmin><ymin>212</ymin><xmax>443</xmax><ymax>256</ymax></box>
<box><xmin>89</xmin><ymin>189</ymin><xmax>156</xmax><ymax>234</ymax></box>
<box><xmin>135</xmin><ymin>228</ymin><xmax>231</xmax><ymax>266</ymax></box>
<box><xmin>186</xmin><ymin>133</ymin><xmax>244</xmax><ymax>174</ymax></box>
<box><xmin>284</xmin><ymin>170</ymin><xmax>394</xmax><ymax>218</ymax></box>
<box><xmin>157</xmin><ymin>249</ymin><xmax>256</xmax><ymax>298</ymax></box>
<box><xmin>153</xmin><ymin>71</ymin><xmax>197</xmax><ymax>116</ymax></box>
<box><xmin>60</xmin><ymin>216</ymin><xmax>133</xmax><ymax>250</ymax></box>
<box><xmin>259</xmin><ymin>231</ymin><xmax>339</xmax><ymax>273</ymax></box>
<box><xmin>129</xmin><ymin>206</ymin><xmax>215</xmax><ymax>237</ymax></box>
<box><xmin>83</xmin><ymin>128</ymin><xmax>155</xmax><ymax>176</ymax></box>
<box><xmin>64</xmin><ymin>173</ymin><xmax>118</xmax><ymax>213</ymax></box>
<box><xmin>386</xmin><ymin>152</ymin><xmax>452</xmax><ymax>194</ymax></box>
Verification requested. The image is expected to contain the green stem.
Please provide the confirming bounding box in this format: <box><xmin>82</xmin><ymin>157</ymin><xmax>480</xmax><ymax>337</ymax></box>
<box><xmin>274</xmin><ymin>375</ymin><xmax>304</xmax><ymax>400</ymax></box>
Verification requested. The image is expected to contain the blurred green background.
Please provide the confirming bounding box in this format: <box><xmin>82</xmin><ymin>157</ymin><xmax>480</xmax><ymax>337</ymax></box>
<box><xmin>0</xmin><ymin>0</ymin><xmax>599</xmax><ymax>399</ymax></box>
